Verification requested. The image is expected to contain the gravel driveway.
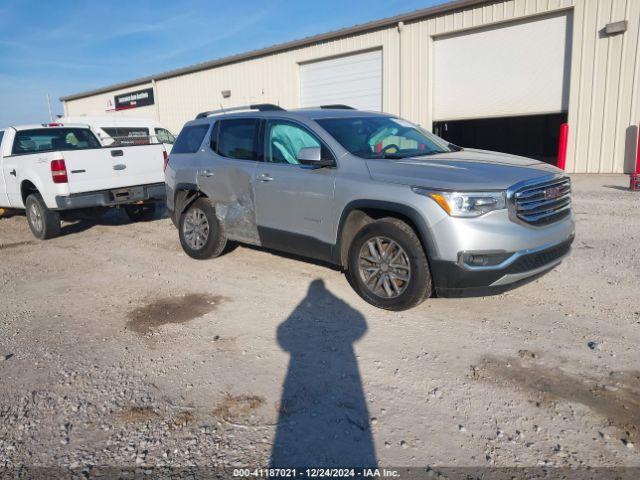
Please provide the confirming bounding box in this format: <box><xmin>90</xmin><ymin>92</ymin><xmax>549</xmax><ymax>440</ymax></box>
<box><xmin>0</xmin><ymin>174</ymin><xmax>638</xmax><ymax>472</ymax></box>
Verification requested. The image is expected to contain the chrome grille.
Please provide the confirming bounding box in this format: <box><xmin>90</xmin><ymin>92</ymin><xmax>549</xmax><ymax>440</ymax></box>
<box><xmin>512</xmin><ymin>177</ymin><xmax>571</xmax><ymax>226</ymax></box>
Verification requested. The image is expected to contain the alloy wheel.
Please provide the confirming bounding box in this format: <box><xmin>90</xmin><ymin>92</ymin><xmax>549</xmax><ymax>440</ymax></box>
<box><xmin>183</xmin><ymin>208</ymin><xmax>210</xmax><ymax>250</ymax></box>
<box><xmin>358</xmin><ymin>236</ymin><xmax>411</xmax><ymax>298</ymax></box>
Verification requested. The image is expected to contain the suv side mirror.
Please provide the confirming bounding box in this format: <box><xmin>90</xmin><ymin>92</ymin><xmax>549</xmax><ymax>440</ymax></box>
<box><xmin>297</xmin><ymin>147</ymin><xmax>334</xmax><ymax>167</ymax></box>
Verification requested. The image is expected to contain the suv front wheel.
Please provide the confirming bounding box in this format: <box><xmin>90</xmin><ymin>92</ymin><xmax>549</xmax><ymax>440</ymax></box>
<box><xmin>178</xmin><ymin>197</ymin><xmax>227</xmax><ymax>260</ymax></box>
<box><xmin>347</xmin><ymin>218</ymin><xmax>432</xmax><ymax>311</ymax></box>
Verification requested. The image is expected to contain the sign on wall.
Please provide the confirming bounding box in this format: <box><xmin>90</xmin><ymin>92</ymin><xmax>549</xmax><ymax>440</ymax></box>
<box><xmin>113</xmin><ymin>87</ymin><xmax>154</xmax><ymax>111</ymax></box>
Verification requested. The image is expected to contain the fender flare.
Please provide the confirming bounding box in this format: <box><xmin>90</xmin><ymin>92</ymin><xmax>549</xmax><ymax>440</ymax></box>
<box><xmin>20</xmin><ymin>176</ymin><xmax>47</xmax><ymax>208</ymax></box>
<box><xmin>334</xmin><ymin>199</ymin><xmax>439</xmax><ymax>266</ymax></box>
<box><xmin>172</xmin><ymin>183</ymin><xmax>202</xmax><ymax>224</ymax></box>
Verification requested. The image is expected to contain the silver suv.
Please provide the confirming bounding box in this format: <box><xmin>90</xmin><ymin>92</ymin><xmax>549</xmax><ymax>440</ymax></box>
<box><xmin>165</xmin><ymin>104</ymin><xmax>574</xmax><ymax>310</ymax></box>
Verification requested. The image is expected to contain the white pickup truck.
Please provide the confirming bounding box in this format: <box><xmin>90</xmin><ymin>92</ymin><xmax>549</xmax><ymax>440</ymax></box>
<box><xmin>0</xmin><ymin>123</ymin><xmax>167</xmax><ymax>239</ymax></box>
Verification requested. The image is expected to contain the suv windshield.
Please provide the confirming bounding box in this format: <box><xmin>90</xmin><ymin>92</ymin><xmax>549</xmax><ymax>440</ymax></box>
<box><xmin>316</xmin><ymin>116</ymin><xmax>456</xmax><ymax>159</ymax></box>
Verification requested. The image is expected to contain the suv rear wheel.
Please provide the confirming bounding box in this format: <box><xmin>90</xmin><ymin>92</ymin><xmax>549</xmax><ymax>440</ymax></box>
<box><xmin>347</xmin><ymin>218</ymin><xmax>431</xmax><ymax>311</ymax></box>
<box><xmin>178</xmin><ymin>197</ymin><xmax>227</xmax><ymax>260</ymax></box>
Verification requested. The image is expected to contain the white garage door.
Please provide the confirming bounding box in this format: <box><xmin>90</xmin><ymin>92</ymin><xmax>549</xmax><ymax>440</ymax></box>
<box><xmin>433</xmin><ymin>12</ymin><xmax>572</xmax><ymax>121</ymax></box>
<box><xmin>300</xmin><ymin>50</ymin><xmax>382</xmax><ymax>111</ymax></box>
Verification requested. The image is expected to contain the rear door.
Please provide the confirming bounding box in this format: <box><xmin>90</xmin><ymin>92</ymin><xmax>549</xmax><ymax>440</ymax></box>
<box><xmin>200</xmin><ymin>118</ymin><xmax>261</xmax><ymax>245</ymax></box>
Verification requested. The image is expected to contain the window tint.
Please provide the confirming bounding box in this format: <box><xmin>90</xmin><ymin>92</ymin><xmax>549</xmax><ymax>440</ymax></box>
<box><xmin>217</xmin><ymin>119</ymin><xmax>260</xmax><ymax>160</ymax></box>
<box><xmin>12</xmin><ymin>128</ymin><xmax>101</xmax><ymax>155</ymax></box>
<box><xmin>0</xmin><ymin>131</ymin><xmax>4</xmax><ymax>149</ymax></box>
<box><xmin>266</xmin><ymin>121</ymin><xmax>323</xmax><ymax>165</ymax></box>
<box><xmin>171</xmin><ymin>124</ymin><xmax>210</xmax><ymax>154</ymax></box>
<box><xmin>155</xmin><ymin>128</ymin><xmax>175</xmax><ymax>144</ymax></box>
<box><xmin>101</xmin><ymin>127</ymin><xmax>150</xmax><ymax>146</ymax></box>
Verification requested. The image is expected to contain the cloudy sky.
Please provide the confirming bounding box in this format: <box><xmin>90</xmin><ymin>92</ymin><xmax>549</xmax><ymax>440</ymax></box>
<box><xmin>0</xmin><ymin>0</ymin><xmax>445</xmax><ymax>128</ymax></box>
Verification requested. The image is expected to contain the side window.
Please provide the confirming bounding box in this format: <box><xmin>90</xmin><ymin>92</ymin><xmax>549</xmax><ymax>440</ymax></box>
<box><xmin>216</xmin><ymin>118</ymin><xmax>260</xmax><ymax>161</ymax></box>
<box><xmin>0</xmin><ymin>131</ymin><xmax>4</xmax><ymax>150</ymax></box>
<box><xmin>155</xmin><ymin>128</ymin><xmax>175</xmax><ymax>144</ymax></box>
<box><xmin>101</xmin><ymin>127</ymin><xmax>150</xmax><ymax>146</ymax></box>
<box><xmin>172</xmin><ymin>124</ymin><xmax>210</xmax><ymax>154</ymax></box>
<box><xmin>265</xmin><ymin>120</ymin><xmax>331</xmax><ymax>165</ymax></box>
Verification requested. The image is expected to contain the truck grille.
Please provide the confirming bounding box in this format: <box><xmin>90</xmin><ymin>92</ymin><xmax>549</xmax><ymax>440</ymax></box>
<box><xmin>512</xmin><ymin>177</ymin><xmax>571</xmax><ymax>226</ymax></box>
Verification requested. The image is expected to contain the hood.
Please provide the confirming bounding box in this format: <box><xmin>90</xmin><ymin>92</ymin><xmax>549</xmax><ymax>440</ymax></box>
<box><xmin>365</xmin><ymin>148</ymin><xmax>562</xmax><ymax>191</ymax></box>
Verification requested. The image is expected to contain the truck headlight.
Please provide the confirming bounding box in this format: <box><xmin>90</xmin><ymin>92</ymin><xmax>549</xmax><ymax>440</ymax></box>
<box><xmin>412</xmin><ymin>187</ymin><xmax>506</xmax><ymax>217</ymax></box>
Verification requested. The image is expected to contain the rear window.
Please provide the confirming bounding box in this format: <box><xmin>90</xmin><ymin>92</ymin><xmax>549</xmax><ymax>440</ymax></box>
<box><xmin>171</xmin><ymin>124</ymin><xmax>210</xmax><ymax>154</ymax></box>
<box><xmin>12</xmin><ymin>128</ymin><xmax>101</xmax><ymax>155</ymax></box>
<box><xmin>216</xmin><ymin>118</ymin><xmax>260</xmax><ymax>160</ymax></box>
<box><xmin>101</xmin><ymin>127</ymin><xmax>150</xmax><ymax>146</ymax></box>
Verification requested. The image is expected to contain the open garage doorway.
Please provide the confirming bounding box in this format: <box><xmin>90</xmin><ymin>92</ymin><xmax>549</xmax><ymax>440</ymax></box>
<box><xmin>432</xmin><ymin>11</ymin><xmax>572</xmax><ymax>166</ymax></box>
<box><xmin>433</xmin><ymin>113</ymin><xmax>567</xmax><ymax>165</ymax></box>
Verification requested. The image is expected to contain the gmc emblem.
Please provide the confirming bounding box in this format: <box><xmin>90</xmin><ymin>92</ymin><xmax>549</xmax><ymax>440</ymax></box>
<box><xmin>544</xmin><ymin>186</ymin><xmax>563</xmax><ymax>200</ymax></box>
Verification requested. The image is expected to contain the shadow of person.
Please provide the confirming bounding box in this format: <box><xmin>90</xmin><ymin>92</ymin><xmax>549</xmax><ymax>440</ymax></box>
<box><xmin>270</xmin><ymin>279</ymin><xmax>377</xmax><ymax>467</ymax></box>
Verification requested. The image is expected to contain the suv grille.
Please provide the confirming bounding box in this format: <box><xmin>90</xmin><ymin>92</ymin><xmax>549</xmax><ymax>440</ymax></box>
<box><xmin>512</xmin><ymin>177</ymin><xmax>571</xmax><ymax>226</ymax></box>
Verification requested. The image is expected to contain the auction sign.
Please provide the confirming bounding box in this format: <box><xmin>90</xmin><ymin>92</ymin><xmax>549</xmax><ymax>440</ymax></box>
<box><xmin>114</xmin><ymin>88</ymin><xmax>154</xmax><ymax>111</ymax></box>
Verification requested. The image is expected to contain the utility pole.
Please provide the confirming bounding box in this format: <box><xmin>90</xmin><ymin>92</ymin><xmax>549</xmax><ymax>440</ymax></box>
<box><xmin>46</xmin><ymin>94</ymin><xmax>53</xmax><ymax>121</ymax></box>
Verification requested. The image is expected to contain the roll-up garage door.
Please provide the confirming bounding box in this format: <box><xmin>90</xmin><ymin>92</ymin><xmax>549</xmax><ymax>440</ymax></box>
<box><xmin>433</xmin><ymin>12</ymin><xmax>572</xmax><ymax>121</ymax></box>
<box><xmin>300</xmin><ymin>50</ymin><xmax>382</xmax><ymax>111</ymax></box>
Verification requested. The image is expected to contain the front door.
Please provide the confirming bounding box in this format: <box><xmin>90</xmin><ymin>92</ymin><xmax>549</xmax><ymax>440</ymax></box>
<box><xmin>254</xmin><ymin>119</ymin><xmax>336</xmax><ymax>261</ymax></box>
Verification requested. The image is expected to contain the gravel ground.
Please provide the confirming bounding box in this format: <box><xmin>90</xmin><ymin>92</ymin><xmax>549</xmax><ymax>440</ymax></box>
<box><xmin>0</xmin><ymin>174</ymin><xmax>639</xmax><ymax>472</ymax></box>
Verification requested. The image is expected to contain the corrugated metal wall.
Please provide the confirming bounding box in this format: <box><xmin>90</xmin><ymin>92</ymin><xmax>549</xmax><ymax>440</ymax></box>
<box><xmin>64</xmin><ymin>0</ymin><xmax>640</xmax><ymax>173</ymax></box>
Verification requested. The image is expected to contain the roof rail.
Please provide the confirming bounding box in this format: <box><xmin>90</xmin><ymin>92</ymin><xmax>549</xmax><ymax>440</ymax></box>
<box><xmin>320</xmin><ymin>104</ymin><xmax>355</xmax><ymax>110</ymax></box>
<box><xmin>195</xmin><ymin>103</ymin><xmax>284</xmax><ymax>119</ymax></box>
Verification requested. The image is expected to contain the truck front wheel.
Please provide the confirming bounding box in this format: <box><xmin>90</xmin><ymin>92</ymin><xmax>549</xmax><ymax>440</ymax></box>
<box><xmin>25</xmin><ymin>193</ymin><xmax>61</xmax><ymax>240</ymax></box>
<box><xmin>346</xmin><ymin>217</ymin><xmax>432</xmax><ymax>311</ymax></box>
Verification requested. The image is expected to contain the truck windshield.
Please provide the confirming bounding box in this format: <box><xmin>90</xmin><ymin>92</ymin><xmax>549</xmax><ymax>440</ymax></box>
<box><xmin>12</xmin><ymin>128</ymin><xmax>101</xmax><ymax>155</ymax></box>
<box><xmin>316</xmin><ymin>116</ymin><xmax>456</xmax><ymax>159</ymax></box>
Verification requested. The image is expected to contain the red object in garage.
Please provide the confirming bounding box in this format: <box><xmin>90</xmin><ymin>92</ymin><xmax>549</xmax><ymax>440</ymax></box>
<box><xmin>557</xmin><ymin>123</ymin><xmax>568</xmax><ymax>171</ymax></box>
<box><xmin>631</xmin><ymin>124</ymin><xmax>640</xmax><ymax>191</ymax></box>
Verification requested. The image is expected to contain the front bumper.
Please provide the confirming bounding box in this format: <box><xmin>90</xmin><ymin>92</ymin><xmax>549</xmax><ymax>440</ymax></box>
<box><xmin>431</xmin><ymin>235</ymin><xmax>574</xmax><ymax>297</ymax></box>
<box><xmin>55</xmin><ymin>183</ymin><xmax>166</xmax><ymax>210</ymax></box>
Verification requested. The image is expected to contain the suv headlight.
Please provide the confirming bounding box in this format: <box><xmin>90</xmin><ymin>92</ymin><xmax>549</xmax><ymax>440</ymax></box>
<box><xmin>412</xmin><ymin>187</ymin><xmax>506</xmax><ymax>217</ymax></box>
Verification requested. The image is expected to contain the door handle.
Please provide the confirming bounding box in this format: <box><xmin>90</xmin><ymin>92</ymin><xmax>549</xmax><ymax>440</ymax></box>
<box><xmin>200</xmin><ymin>169</ymin><xmax>215</xmax><ymax>177</ymax></box>
<box><xmin>9</xmin><ymin>169</ymin><xmax>16</xmax><ymax>176</ymax></box>
<box><xmin>258</xmin><ymin>173</ymin><xmax>274</xmax><ymax>182</ymax></box>
<box><xmin>111</xmin><ymin>150</ymin><xmax>124</xmax><ymax>157</ymax></box>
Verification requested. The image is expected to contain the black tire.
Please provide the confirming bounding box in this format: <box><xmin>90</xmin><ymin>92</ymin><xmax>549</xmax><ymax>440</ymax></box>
<box><xmin>124</xmin><ymin>203</ymin><xmax>156</xmax><ymax>222</ymax></box>
<box><xmin>178</xmin><ymin>197</ymin><xmax>227</xmax><ymax>260</ymax></box>
<box><xmin>25</xmin><ymin>193</ymin><xmax>61</xmax><ymax>240</ymax></box>
<box><xmin>346</xmin><ymin>217</ymin><xmax>432</xmax><ymax>311</ymax></box>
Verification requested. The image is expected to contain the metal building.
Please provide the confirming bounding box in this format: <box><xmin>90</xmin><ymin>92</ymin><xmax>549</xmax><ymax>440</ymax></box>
<box><xmin>60</xmin><ymin>0</ymin><xmax>640</xmax><ymax>174</ymax></box>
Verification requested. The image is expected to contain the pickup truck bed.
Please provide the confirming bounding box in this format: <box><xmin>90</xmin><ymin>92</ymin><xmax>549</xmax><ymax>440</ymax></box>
<box><xmin>0</xmin><ymin>123</ymin><xmax>167</xmax><ymax>239</ymax></box>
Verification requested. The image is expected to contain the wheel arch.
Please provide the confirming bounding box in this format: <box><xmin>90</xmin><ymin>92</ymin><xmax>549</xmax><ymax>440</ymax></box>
<box><xmin>20</xmin><ymin>179</ymin><xmax>39</xmax><ymax>206</ymax></box>
<box><xmin>172</xmin><ymin>182</ymin><xmax>206</xmax><ymax>225</ymax></box>
<box><xmin>335</xmin><ymin>200</ymin><xmax>438</xmax><ymax>268</ymax></box>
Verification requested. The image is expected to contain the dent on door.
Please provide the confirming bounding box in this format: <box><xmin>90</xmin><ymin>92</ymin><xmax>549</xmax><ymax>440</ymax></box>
<box><xmin>212</xmin><ymin>168</ymin><xmax>260</xmax><ymax>245</ymax></box>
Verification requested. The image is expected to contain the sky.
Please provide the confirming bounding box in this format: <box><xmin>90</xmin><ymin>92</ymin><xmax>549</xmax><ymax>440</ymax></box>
<box><xmin>0</xmin><ymin>0</ymin><xmax>446</xmax><ymax>128</ymax></box>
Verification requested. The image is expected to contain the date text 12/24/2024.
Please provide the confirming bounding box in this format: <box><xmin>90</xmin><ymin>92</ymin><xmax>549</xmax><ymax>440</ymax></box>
<box><xmin>233</xmin><ymin>469</ymin><xmax>400</xmax><ymax>478</ymax></box>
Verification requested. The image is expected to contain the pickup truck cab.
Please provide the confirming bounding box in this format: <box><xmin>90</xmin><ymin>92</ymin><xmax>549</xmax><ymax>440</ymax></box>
<box><xmin>166</xmin><ymin>104</ymin><xmax>575</xmax><ymax>311</ymax></box>
<box><xmin>0</xmin><ymin>123</ymin><xmax>167</xmax><ymax>239</ymax></box>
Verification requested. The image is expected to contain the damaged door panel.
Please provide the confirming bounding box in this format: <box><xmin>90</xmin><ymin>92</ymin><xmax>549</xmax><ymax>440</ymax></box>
<box><xmin>198</xmin><ymin>117</ymin><xmax>262</xmax><ymax>245</ymax></box>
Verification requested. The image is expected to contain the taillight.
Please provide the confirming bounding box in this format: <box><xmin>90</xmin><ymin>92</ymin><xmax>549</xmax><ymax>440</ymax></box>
<box><xmin>163</xmin><ymin>150</ymin><xmax>169</xmax><ymax>171</ymax></box>
<box><xmin>51</xmin><ymin>159</ymin><xmax>68</xmax><ymax>184</ymax></box>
